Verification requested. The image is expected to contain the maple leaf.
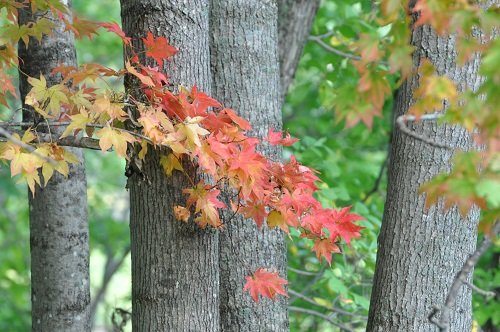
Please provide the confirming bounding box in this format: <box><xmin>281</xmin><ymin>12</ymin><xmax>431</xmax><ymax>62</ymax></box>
<box><xmin>355</xmin><ymin>68</ymin><xmax>390</xmax><ymax>128</ymax></box>
<box><xmin>267</xmin><ymin>128</ymin><xmax>299</xmax><ymax>146</ymax></box>
<box><xmin>35</xmin><ymin>144</ymin><xmax>79</xmax><ymax>185</ymax></box>
<box><xmin>138</xmin><ymin>105</ymin><xmax>174</xmax><ymax>144</ymax></box>
<box><xmin>324</xmin><ymin>207</ymin><xmax>364</xmax><ymax>245</ymax></box>
<box><xmin>271</xmin><ymin>156</ymin><xmax>319</xmax><ymax>193</ymax></box>
<box><xmin>266</xmin><ymin>210</ymin><xmax>289</xmax><ymax>233</ymax></box>
<box><xmin>194</xmin><ymin>140</ymin><xmax>223</xmax><ymax>177</ymax></box>
<box><xmin>173</xmin><ymin>205</ymin><xmax>190</xmax><ymax>222</ymax></box>
<box><xmin>0</xmin><ymin>69</ymin><xmax>16</xmax><ymax>100</ymax></box>
<box><xmin>143</xmin><ymin>32</ymin><xmax>177</xmax><ymax>67</ymax></box>
<box><xmin>92</xmin><ymin>95</ymin><xmax>128</xmax><ymax>122</ymax></box>
<box><xmin>140</xmin><ymin>65</ymin><xmax>168</xmax><ymax>87</ymax></box>
<box><xmin>279</xmin><ymin>188</ymin><xmax>320</xmax><ymax>216</ymax></box>
<box><xmin>227</xmin><ymin>144</ymin><xmax>268</xmax><ymax>198</ymax></box>
<box><xmin>29</xmin><ymin>18</ymin><xmax>56</xmax><ymax>42</ymax></box>
<box><xmin>64</xmin><ymin>15</ymin><xmax>99</xmax><ymax>40</ymax></box>
<box><xmin>99</xmin><ymin>21</ymin><xmax>131</xmax><ymax>44</ymax></box>
<box><xmin>301</xmin><ymin>209</ymin><xmax>328</xmax><ymax>236</ymax></box>
<box><xmin>160</xmin><ymin>90</ymin><xmax>187</xmax><ymax>119</ymax></box>
<box><xmin>239</xmin><ymin>202</ymin><xmax>268</xmax><ymax>228</ymax></box>
<box><xmin>243</xmin><ymin>268</ymin><xmax>288</xmax><ymax>303</ymax></box>
<box><xmin>96</xmin><ymin>126</ymin><xmax>135</xmax><ymax>158</ymax></box>
<box><xmin>159</xmin><ymin>153</ymin><xmax>184</xmax><ymax>176</ymax></box>
<box><xmin>176</xmin><ymin>116</ymin><xmax>210</xmax><ymax>150</ymax></box>
<box><xmin>221</xmin><ymin>108</ymin><xmax>251</xmax><ymax>131</ymax></box>
<box><xmin>179</xmin><ymin>86</ymin><xmax>222</xmax><ymax>118</ymax></box>
<box><xmin>183</xmin><ymin>180</ymin><xmax>226</xmax><ymax>228</ymax></box>
<box><xmin>125</xmin><ymin>61</ymin><xmax>155</xmax><ymax>87</ymax></box>
<box><xmin>312</xmin><ymin>238</ymin><xmax>341</xmax><ymax>266</ymax></box>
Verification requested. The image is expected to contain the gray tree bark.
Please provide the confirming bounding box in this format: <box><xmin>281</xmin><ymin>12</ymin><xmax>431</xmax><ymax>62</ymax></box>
<box><xmin>120</xmin><ymin>1</ymin><xmax>219</xmax><ymax>331</ymax></box>
<box><xmin>210</xmin><ymin>1</ymin><xmax>287</xmax><ymax>331</ymax></box>
<box><xmin>366</xmin><ymin>24</ymin><xmax>482</xmax><ymax>332</ymax></box>
<box><xmin>17</xmin><ymin>2</ymin><xmax>90</xmax><ymax>332</ymax></box>
<box><xmin>278</xmin><ymin>0</ymin><xmax>321</xmax><ymax>101</ymax></box>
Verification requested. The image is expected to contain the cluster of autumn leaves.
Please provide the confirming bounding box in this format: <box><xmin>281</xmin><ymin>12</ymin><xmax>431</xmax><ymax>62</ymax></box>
<box><xmin>0</xmin><ymin>1</ymin><xmax>363</xmax><ymax>301</ymax></box>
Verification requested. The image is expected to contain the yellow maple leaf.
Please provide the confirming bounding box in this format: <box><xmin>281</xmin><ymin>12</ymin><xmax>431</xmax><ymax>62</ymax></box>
<box><xmin>96</xmin><ymin>126</ymin><xmax>135</xmax><ymax>158</ymax></box>
<box><xmin>159</xmin><ymin>153</ymin><xmax>183</xmax><ymax>176</ymax></box>
<box><xmin>176</xmin><ymin>116</ymin><xmax>210</xmax><ymax>150</ymax></box>
<box><xmin>60</xmin><ymin>109</ymin><xmax>92</xmax><ymax>138</ymax></box>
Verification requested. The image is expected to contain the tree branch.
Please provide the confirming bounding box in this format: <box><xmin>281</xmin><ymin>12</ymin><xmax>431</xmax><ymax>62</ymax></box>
<box><xmin>362</xmin><ymin>156</ymin><xmax>388</xmax><ymax>203</ymax></box>
<box><xmin>463</xmin><ymin>280</ymin><xmax>495</xmax><ymax>297</ymax></box>
<box><xmin>396</xmin><ymin>113</ymin><xmax>455</xmax><ymax>150</ymax></box>
<box><xmin>289</xmin><ymin>265</ymin><xmax>326</xmax><ymax>304</ymax></box>
<box><xmin>429</xmin><ymin>221</ymin><xmax>500</xmax><ymax>332</ymax></box>
<box><xmin>0</xmin><ymin>127</ymin><xmax>101</xmax><ymax>150</ymax></box>
<box><xmin>287</xmin><ymin>267</ymin><xmax>319</xmax><ymax>276</ymax></box>
<box><xmin>289</xmin><ymin>289</ymin><xmax>365</xmax><ymax>319</ymax></box>
<box><xmin>289</xmin><ymin>306</ymin><xmax>356</xmax><ymax>332</ymax></box>
<box><xmin>0</xmin><ymin>127</ymin><xmax>58</xmax><ymax>163</ymax></box>
<box><xmin>90</xmin><ymin>245</ymin><xmax>131</xmax><ymax>327</ymax></box>
<box><xmin>308</xmin><ymin>34</ymin><xmax>362</xmax><ymax>61</ymax></box>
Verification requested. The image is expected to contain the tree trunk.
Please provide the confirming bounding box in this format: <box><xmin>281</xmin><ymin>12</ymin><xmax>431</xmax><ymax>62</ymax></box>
<box><xmin>18</xmin><ymin>3</ymin><xmax>90</xmax><ymax>332</ymax></box>
<box><xmin>367</xmin><ymin>24</ymin><xmax>482</xmax><ymax>331</ymax></box>
<box><xmin>210</xmin><ymin>1</ymin><xmax>287</xmax><ymax>331</ymax></box>
<box><xmin>278</xmin><ymin>0</ymin><xmax>321</xmax><ymax>101</ymax></box>
<box><xmin>120</xmin><ymin>1</ymin><xmax>219</xmax><ymax>331</ymax></box>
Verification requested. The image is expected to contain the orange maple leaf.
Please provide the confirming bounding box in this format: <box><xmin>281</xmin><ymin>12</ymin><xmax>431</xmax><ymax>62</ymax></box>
<box><xmin>244</xmin><ymin>268</ymin><xmax>288</xmax><ymax>303</ymax></box>
<box><xmin>143</xmin><ymin>32</ymin><xmax>177</xmax><ymax>67</ymax></box>
<box><xmin>312</xmin><ymin>238</ymin><xmax>341</xmax><ymax>265</ymax></box>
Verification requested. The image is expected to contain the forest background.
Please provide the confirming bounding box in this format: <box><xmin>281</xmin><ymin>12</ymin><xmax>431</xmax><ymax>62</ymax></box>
<box><xmin>0</xmin><ymin>0</ymin><xmax>498</xmax><ymax>331</ymax></box>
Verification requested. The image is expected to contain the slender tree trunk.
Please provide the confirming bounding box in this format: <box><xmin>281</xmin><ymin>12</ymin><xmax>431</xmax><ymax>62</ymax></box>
<box><xmin>210</xmin><ymin>1</ymin><xmax>287</xmax><ymax>331</ymax></box>
<box><xmin>278</xmin><ymin>0</ymin><xmax>321</xmax><ymax>101</ymax></box>
<box><xmin>18</xmin><ymin>3</ymin><xmax>90</xmax><ymax>332</ymax></box>
<box><xmin>367</xmin><ymin>24</ymin><xmax>482</xmax><ymax>332</ymax></box>
<box><xmin>120</xmin><ymin>1</ymin><xmax>219</xmax><ymax>331</ymax></box>
<box><xmin>211</xmin><ymin>1</ymin><xmax>319</xmax><ymax>330</ymax></box>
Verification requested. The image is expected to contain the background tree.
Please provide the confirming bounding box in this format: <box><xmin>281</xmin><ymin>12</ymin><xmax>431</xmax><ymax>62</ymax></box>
<box><xmin>278</xmin><ymin>0</ymin><xmax>321</xmax><ymax>101</ymax></box>
<box><xmin>17</xmin><ymin>2</ymin><xmax>91</xmax><ymax>331</ymax></box>
<box><xmin>367</xmin><ymin>6</ymin><xmax>490</xmax><ymax>332</ymax></box>
<box><xmin>120</xmin><ymin>0</ymin><xmax>219</xmax><ymax>330</ymax></box>
<box><xmin>210</xmin><ymin>1</ymin><xmax>287</xmax><ymax>330</ymax></box>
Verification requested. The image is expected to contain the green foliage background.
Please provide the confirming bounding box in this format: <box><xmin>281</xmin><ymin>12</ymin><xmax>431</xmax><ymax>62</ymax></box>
<box><xmin>0</xmin><ymin>1</ymin><xmax>497</xmax><ymax>331</ymax></box>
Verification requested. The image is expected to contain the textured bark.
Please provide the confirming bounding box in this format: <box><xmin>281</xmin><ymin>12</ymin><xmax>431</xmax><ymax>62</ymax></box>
<box><xmin>17</xmin><ymin>3</ymin><xmax>90</xmax><ymax>332</ymax></box>
<box><xmin>210</xmin><ymin>1</ymin><xmax>287</xmax><ymax>331</ymax></box>
<box><xmin>367</xmin><ymin>25</ymin><xmax>482</xmax><ymax>331</ymax></box>
<box><xmin>120</xmin><ymin>1</ymin><xmax>219</xmax><ymax>331</ymax></box>
<box><xmin>278</xmin><ymin>0</ymin><xmax>321</xmax><ymax>102</ymax></box>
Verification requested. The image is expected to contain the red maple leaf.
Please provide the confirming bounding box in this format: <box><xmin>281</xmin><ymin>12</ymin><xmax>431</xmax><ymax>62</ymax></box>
<box><xmin>267</xmin><ymin>128</ymin><xmax>299</xmax><ymax>146</ymax></box>
<box><xmin>243</xmin><ymin>268</ymin><xmax>288</xmax><ymax>302</ymax></box>
<box><xmin>239</xmin><ymin>202</ymin><xmax>268</xmax><ymax>228</ymax></box>
<box><xmin>143</xmin><ymin>32</ymin><xmax>177</xmax><ymax>67</ymax></box>
<box><xmin>324</xmin><ymin>207</ymin><xmax>364</xmax><ymax>245</ymax></box>
<box><xmin>99</xmin><ymin>22</ymin><xmax>131</xmax><ymax>45</ymax></box>
<box><xmin>312</xmin><ymin>238</ymin><xmax>341</xmax><ymax>265</ymax></box>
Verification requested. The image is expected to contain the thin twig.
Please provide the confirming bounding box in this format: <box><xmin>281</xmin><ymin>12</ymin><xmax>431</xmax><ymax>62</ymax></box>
<box><xmin>396</xmin><ymin>112</ymin><xmax>454</xmax><ymax>150</ymax></box>
<box><xmin>463</xmin><ymin>280</ymin><xmax>495</xmax><ymax>297</ymax></box>
<box><xmin>308</xmin><ymin>35</ymin><xmax>362</xmax><ymax>61</ymax></box>
<box><xmin>90</xmin><ymin>245</ymin><xmax>131</xmax><ymax>326</ymax></box>
<box><xmin>429</xmin><ymin>221</ymin><xmax>500</xmax><ymax>331</ymax></box>
<box><xmin>288</xmin><ymin>267</ymin><xmax>320</xmax><ymax>276</ymax></box>
<box><xmin>289</xmin><ymin>306</ymin><xmax>356</xmax><ymax>332</ymax></box>
<box><xmin>289</xmin><ymin>266</ymin><xmax>326</xmax><ymax>304</ymax></box>
<box><xmin>362</xmin><ymin>156</ymin><xmax>388</xmax><ymax>203</ymax></box>
<box><xmin>288</xmin><ymin>289</ymin><xmax>365</xmax><ymax>319</ymax></box>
